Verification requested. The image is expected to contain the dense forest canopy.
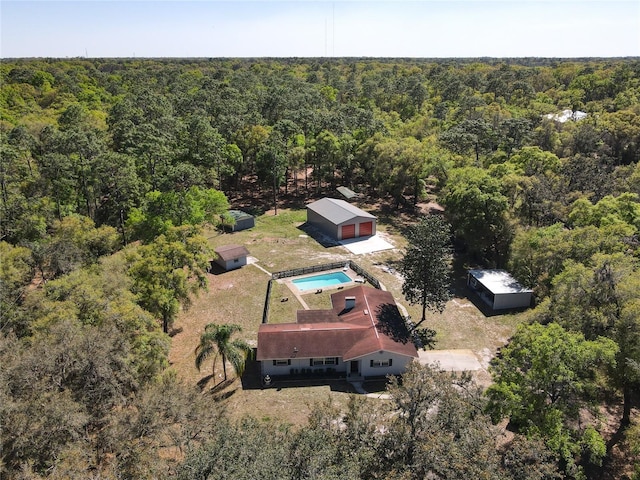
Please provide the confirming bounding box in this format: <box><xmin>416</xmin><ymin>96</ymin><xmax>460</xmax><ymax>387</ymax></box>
<box><xmin>1</xmin><ymin>57</ymin><xmax>639</xmax><ymax>479</ymax></box>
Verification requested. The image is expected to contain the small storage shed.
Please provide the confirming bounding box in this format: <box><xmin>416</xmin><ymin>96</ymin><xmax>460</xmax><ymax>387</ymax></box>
<box><xmin>306</xmin><ymin>198</ymin><xmax>376</xmax><ymax>241</ymax></box>
<box><xmin>467</xmin><ymin>269</ymin><xmax>533</xmax><ymax>310</ymax></box>
<box><xmin>214</xmin><ymin>245</ymin><xmax>250</xmax><ymax>271</ymax></box>
<box><xmin>337</xmin><ymin>186</ymin><xmax>358</xmax><ymax>200</ymax></box>
<box><xmin>227</xmin><ymin>210</ymin><xmax>255</xmax><ymax>232</ymax></box>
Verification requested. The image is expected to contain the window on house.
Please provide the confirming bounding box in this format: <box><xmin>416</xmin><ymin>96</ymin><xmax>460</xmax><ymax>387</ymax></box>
<box><xmin>234</xmin><ymin>258</ymin><xmax>239</xmax><ymax>263</ymax></box>
<box><xmin>273</xmin><ymin>359</ymin><xmax>291</xmax><ymax>366</ymax></box>
<box><xmin>310</xmin><ymin>358</ymin><xmax>338</xmax><ymax>366</ymax></box>
<box><xmin>370</xmin><ymin>359</ymin><xmax>393</xmax><ymax>367</ymax></box>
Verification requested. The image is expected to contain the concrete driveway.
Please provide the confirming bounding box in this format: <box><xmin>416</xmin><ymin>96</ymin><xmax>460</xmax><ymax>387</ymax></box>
<box><xmin>417</xmin><ymin>349</ymin><xmax>483</xmax><ymax>371</ymax></box>
<box><xmin>340</xmin><ymin>234</ymin><xmax>395</xmax><ymax>254</ymax></box>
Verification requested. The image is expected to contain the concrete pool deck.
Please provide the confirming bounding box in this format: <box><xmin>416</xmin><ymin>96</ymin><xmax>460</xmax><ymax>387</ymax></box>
<box><xmin>279</xmin><ymin>267</ymin><xmax>370</xmax><ymax>309</ymax></box>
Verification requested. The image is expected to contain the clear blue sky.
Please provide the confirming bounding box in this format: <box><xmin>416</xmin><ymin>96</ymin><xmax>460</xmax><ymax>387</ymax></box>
<box><xmin>1</xmin><ymin>0</ymin><xmax>639</xmax><ymax>58</ymax></box>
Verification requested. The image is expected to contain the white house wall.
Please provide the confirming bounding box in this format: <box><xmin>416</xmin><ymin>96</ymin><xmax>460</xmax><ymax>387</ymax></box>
<box><xmin>215</xmin><ymin>257</ymin><xmax>247</xmax><ymax>271</ymax></box>
<box><xmin>261</xmin><ymin>358</ymin><xmax>348</xmax><ymax>377</ymax></box>
<box><xmin>233</xmin><ymin>257</ymin><xmax>247</xmax><ymax>270</ymax></box>
<box><xmin>493</xmin><ymin>292</ymin><xmax>532</xmax><ymax>310</ymax></box>
<box><xmin>260</xmin><ymin>352</ymin><xmax>413</xmax><ymax>378</ymax></box>
<box><xmin>357</xmin><ymin>352</ymin><xmax>414</xmax><ymax>377</ymax></box>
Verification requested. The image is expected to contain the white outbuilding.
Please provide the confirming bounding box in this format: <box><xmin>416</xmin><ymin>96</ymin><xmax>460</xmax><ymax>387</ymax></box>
<box><xmin>467</xmin><ymin>269</ymin><xmax>533</xmax><ymax>311</ymax></box>
<box><xmin>214</xmin><ymin>245</ymin><xmax>250</xmax><ymax>271</ymax></box>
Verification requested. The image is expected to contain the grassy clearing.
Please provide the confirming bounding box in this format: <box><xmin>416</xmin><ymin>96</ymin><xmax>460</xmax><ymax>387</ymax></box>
<box><xmin>168</xmin><ymin>263</ymin><xmax>269</xmax><ymax>386</ymax></box>
<box><xmin>204</xmin><ymin>209</ymin><xmax>349</xmax><ymax>273</ymax></box>
<box><xmin>298</xmin><ymin>289</ymin><xmax>334</xmax><ymax>310</ymax></box>
<box><xmin>170</xmin><ymin>207</ymin><xmax>527</xmax><ymax>424</ymax></box>
<box><xmin>220</xmin><ymin>383</ymin><xmax>357</xmax><ymax>428</ymax></box>
<box><xmin>268</xmin><ymin>280</ymin><xmax>304</xmax><ymax>323</ymax></box>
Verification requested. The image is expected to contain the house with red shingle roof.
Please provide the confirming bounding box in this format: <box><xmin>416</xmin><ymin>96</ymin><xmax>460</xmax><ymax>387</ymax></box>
<box><xmin>257</xmin><ymin>285</ymin><xmax>418</xmax><ymax>380</ymax></box>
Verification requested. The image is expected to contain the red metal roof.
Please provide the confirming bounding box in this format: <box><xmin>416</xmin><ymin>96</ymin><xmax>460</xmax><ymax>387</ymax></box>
<box><xmin>257</xmin><ymin>285</ymin><xmax>418</xmax><ymax>361</ymax></box>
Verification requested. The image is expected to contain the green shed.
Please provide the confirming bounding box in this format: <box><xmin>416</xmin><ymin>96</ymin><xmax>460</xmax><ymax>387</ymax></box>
<box><xmin>227</xmin><ymin>210</ymin><xmax>255</xmax><ymax>232</ymax></box>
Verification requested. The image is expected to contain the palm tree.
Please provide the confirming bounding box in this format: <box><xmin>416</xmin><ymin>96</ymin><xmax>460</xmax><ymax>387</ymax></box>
<box><xmin>195</xmin><ymin>323</ymin><xmax>251</xmax><ymax>382</ymax></box>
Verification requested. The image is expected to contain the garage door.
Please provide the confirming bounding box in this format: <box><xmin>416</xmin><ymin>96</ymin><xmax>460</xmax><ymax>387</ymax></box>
<box><xmin>341</xmin><ymin>224</ymin><xmax>356</xmax><ymax>239</ymax></box>
<box><xmin>359</xmin><ymin>221</ymin><xmax>373</xmax><ymax>237</ymax></box>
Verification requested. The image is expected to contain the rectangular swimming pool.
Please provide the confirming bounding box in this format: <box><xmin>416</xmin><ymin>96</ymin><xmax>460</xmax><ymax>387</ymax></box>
<box><xmin>292</xmin><ymin>271</ymin><xmax>351</xmax><ymax>291</ymax></box>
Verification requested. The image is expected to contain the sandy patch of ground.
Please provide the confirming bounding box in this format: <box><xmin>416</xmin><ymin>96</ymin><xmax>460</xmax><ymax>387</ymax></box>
<box><xmin>418</xmin><ymin>349</ymin><xmax>484</xmax><ymax>371</ymax></box>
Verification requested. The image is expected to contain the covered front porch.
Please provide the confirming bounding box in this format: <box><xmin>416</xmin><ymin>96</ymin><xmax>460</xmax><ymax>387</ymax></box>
<box><xmin>260</xmin><ymin>356</ymin><xmax>363</xmax><ymax>378</ymax></box>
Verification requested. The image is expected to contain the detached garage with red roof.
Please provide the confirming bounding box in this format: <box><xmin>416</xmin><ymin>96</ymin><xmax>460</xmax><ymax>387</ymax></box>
<box><xmin>306</xmin><ymin>198</ymin><xmax>377</xmax><ymax>241</ymax></box>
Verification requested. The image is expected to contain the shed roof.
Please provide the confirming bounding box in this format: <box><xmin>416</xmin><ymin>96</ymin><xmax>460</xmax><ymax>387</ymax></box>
<box><xmin>337</xmin><ymin>186</ymin><xmax>358</xmax><ymax>199</ymax></box>
<box><xmin>228</xmin><ymin>209</ymin><xmax>254</xmax><ymax>221</ymax></box>
<box><xmin>468</xmin><ymin>269</ymin><xmax>532</xmax><ymax>295</ymax></box>
<box><xmin>257</xmin><ymin>285</ymin><xmax>417</xmax><ymax>361</ymax></box>
<box><xmin>306</xmin><ymin>197</ymin><xmax>375</xmax><ymax>225</ymax></box>
<box><xmin>215</xmin><ymin>244</ymin><xmax>250</xmax><ymax>261</ymax></box>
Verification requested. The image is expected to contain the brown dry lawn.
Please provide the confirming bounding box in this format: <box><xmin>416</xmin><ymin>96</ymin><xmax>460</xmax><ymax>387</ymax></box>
<box><xmin>168</xmin><ymin>207</ymin><xmax>526</xmax><ymax>425</ymax></box>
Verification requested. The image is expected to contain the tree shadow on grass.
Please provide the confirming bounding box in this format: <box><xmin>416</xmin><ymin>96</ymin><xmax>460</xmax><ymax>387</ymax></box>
<box><xmin>200</xmin><ymin>378</ymin><xmax>238</xmax><ymax>402</ymax></box>
<box><xmin>168</xmin><ymin>326</ymin><xmax>184</xmax><ymax>337</ymax></box>
<box><xmin>211</xmin><ymin>387</ymin><xmax>238</xmax><ymax>402</ymax></box>
<box><xmin>197</xmin><ymin>374</ymin><xmax>214</xmax><ymax>390</ymax></box>
<box><xmin>362</xmin><ymin>378</ymin><xmax>391</xmax><ymax>393</ymax></box>
<box><xmin>375</xmin><ymin>303</ymin><xmax>412</xmax><ymax>344</ymax></box>
<box><xmin>265</xmin><ymin>378</ymin><xmax>359</xmax><ymax>393</ymax></box>
<box><xmin>198</xmin><ymin>375</ymin><xmax>235</xmax><ymax>392</ymax></box>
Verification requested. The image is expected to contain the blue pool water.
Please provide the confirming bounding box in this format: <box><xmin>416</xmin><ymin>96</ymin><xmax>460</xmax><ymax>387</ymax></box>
<box><xmin>292</xmin><ymin>272</ymin><xmax>351</xmax><ymax>291</ymax></box>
